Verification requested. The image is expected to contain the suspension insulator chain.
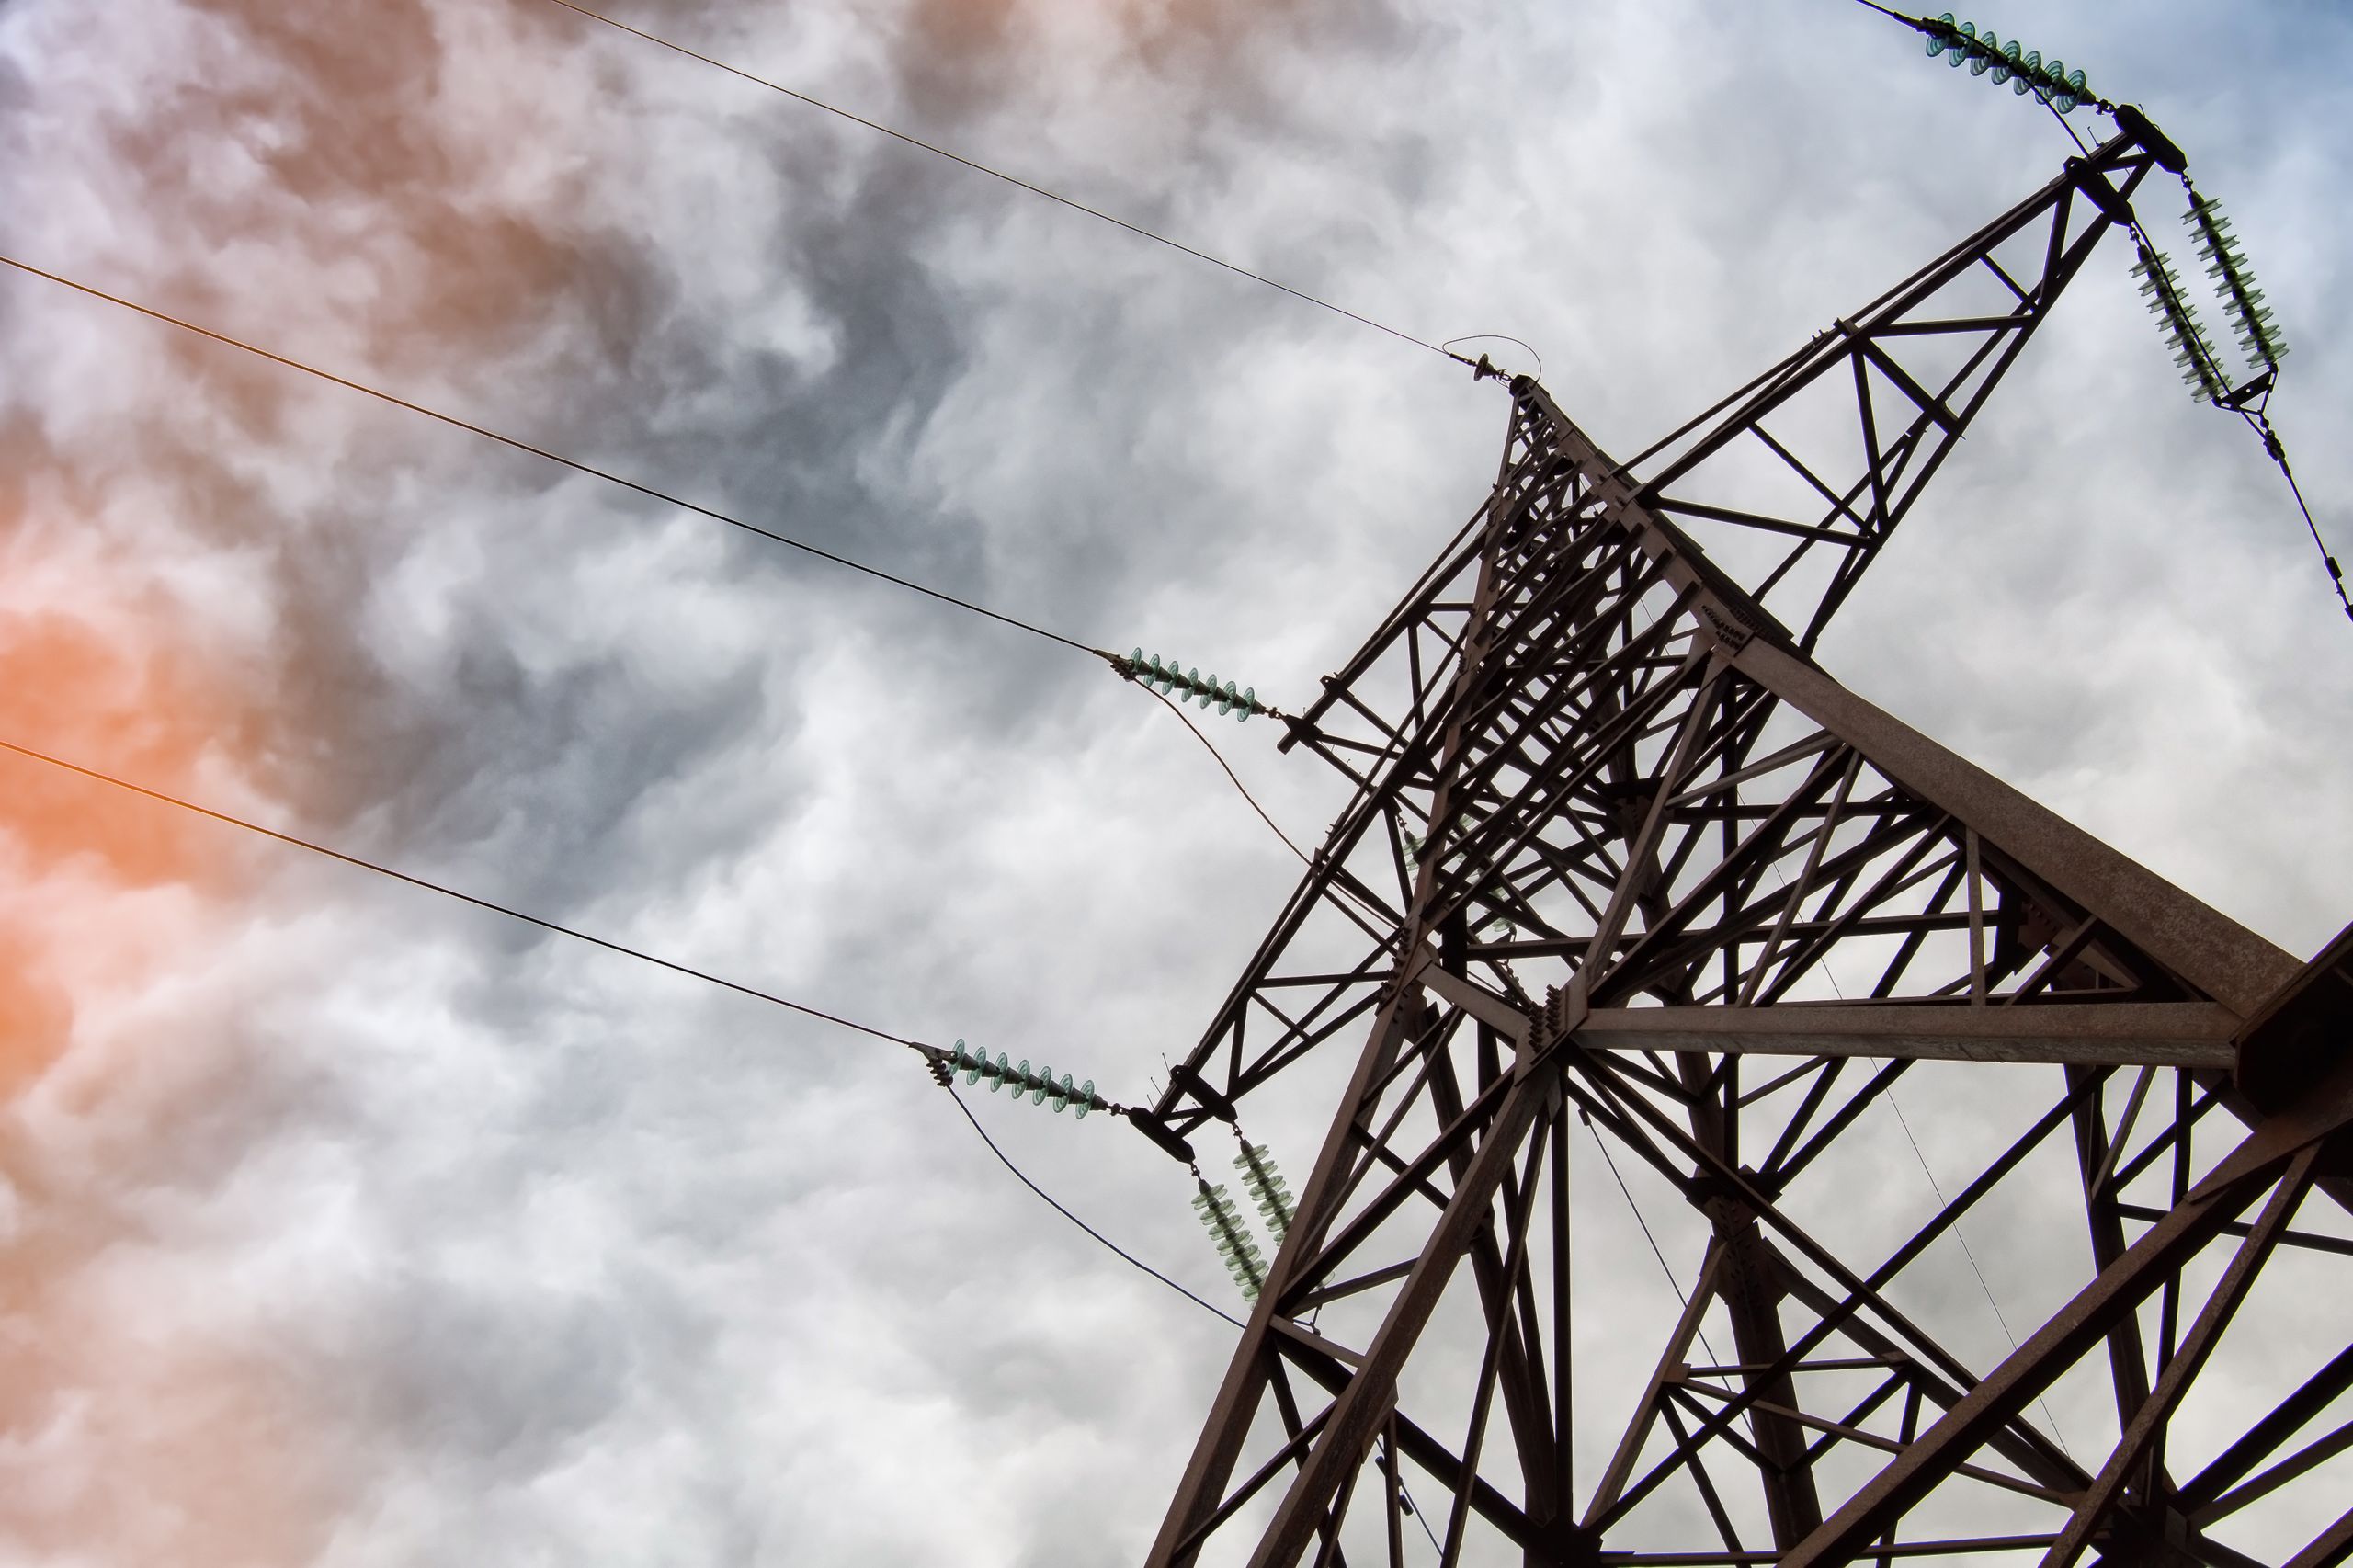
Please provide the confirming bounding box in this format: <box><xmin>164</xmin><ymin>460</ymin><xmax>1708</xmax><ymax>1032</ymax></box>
<box><xmin>1920</xmin><ymin>14</ymin><xmax>2095</xmax><ymax>113</ymax></box>
<box><xmin>926</xmin><ymin>1039</ymin><xmax>1118</xmax><ymax>1119</ymax></box>
<box><xmin>1191</xmin><ymin>1175</ymin><xmax>1267</xmax><ymax>1301</ymax></box>
<box><xmin>2184</xmin><ymin>189</ymin><xmax>2287</xmax><ymax>370</ymax></box>
<box><xmin>2131</xmin><ymin>242</ymin><xmax>2231</xmax><ymax>404</ymax></box>
<box><xmin>1101</xmin><ymin>649</ymin><xmax>1283</xmax><ymax>722</ymax></box>
<box><xmin>1233</xmin><ymin>1134</ymin><xmax>1297</xmax><ymax>1244</ymax></box>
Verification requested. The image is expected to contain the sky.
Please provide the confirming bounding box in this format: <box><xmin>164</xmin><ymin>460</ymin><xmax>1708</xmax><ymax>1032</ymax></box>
<box><xmin>0</xmin><ymin>1</ymin><xmax>2349</xmax><ymax>1564</ymax></box>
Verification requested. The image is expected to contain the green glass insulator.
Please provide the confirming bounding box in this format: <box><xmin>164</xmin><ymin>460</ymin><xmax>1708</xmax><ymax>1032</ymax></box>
<box><xmin>1948</xmin><ymin>45</ymin><xmax>1966</xmax><ymax>68</ymax></box>
<box><xmin>1074</xmin><ymin>1079</ymin><xmax>1096</xmax><ymax>1119</ymax></box>
<box><xmin>1051</xmin><ymin>1073</ymin><xmax>1074</xmax><ymax>1112</ymax></box>
<box><xmin>1925</xmin><ymin>34</ymin><xmax>1944</xmax><ymax>56</ymax></box>
<box><xmin>1031</xmin><ymin>1064</ymin><xmax>1051</xmax><ymax>1106</ymax></box>
<box><xmin>1991</xmin><ymin>39</ymin><xmax>2018</xmax><ymax>81</ymax></box>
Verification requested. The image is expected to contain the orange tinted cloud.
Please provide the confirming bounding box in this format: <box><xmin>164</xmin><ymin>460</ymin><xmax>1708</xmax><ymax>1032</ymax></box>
<box><xmin>0</xmin><ymin>583</ymin><xmax>247</xmax><ymax>1096</ymax></box>
<box><xmin>0</xmin><ymin>540</ymin><xmax>334</xmax><ymax>1564</ymax></box>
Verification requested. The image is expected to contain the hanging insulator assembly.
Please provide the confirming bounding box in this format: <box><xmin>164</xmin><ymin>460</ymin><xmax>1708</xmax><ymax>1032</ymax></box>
<box><xmin>1233</xmin><ymin>1136</ymin><xmax>1296</xmax><ymax>1244</ymax></box>
<box><xmin>1192</xmin><ymin>1177</ymin><xmax>1267</xmax><ymax>1301</ymax></box>
<box><xmin>1102</xmin><ymin>648</ymin><xmax>1281</xmax><ymax>722</ymax></box>
<box><xmin>1921</xmin><ymin>15</ymin><xmax>2091</xmax><ymax>112</ymax></box>
<box><xmin>2131</xmin><ymin>243</ymin><xmax>2229</xmax><ymax>404</ymax></box>
<box><xmin>2184</xmin><ymin>191</ymin><xmax>2286</xmax><ymax>370</ymax></box>
<box><xmin>935</xmin><ymin>1039</ymin><xmax>1114</xmax><ymax>1118</ymax></box>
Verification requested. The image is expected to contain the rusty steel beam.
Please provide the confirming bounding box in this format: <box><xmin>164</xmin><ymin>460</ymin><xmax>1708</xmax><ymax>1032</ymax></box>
<box><xmin>1779</xmin><ymin>1060</ymin><xmax>2353</xmax><ymax>1567</ymax></box>
<box><xmin>1142</xmin><ymin>122</ymin><xmax>2353</xmax><ymax>1568</ymax></box>
<box><xmin>1574</xmin><ymin>1001</ymin><xmax>2240</xmax><ymax>1067</ymax></box>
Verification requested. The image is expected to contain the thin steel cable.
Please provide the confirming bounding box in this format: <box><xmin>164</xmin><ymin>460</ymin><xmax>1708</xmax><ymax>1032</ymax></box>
<box><xmin>944</xmin><ymin>1085</ymin><xmax>1247</xmax><ymax>1330</ymax></box>
<box><xmin>2046</xmin><ymin>97</ymin><xmax>2095</xmax><ymax>155</ymax></box>
<box><xmin>1586</xmin><ymin>1111</ymin><xmax>1690</xmax><ymax>1307</ymax></box>
<box><xmin>0</xmin><ymin>251</ymin><xmax>1092</xmax><ymax>655</ymax></box>
<box><xmin>1775</xmin><ymin>864</ymin><xmax>2078</xmax><ymax>1462</ymax></box>
<box><xmin>1137</xmin><ymin>686</ymin><xmax>1405</xmax><ymax>945</ymax></box>
<box><xmin>1389</xmin><ymin>1440</ymin><xmax>1447</xmax><ymax>1557</ymax></box>
<box><xmin>2245</xmin><ymin>411</ymin><xmax>2353</xmax><ymax>625</ymax></box>
<box><xmin>1438</xmin><ymin>335</ymin><xmax>1545</xmax><ymax>383</ymax></box>
<box><xmin>1143</xmin><ymin>685</ymin><xmax>1312</xmax><ymax>866</ymax></box>
<box><xmin>539</xmin><ymin>0</ymin><xmax>1456</xmax><ymax>365</ymax></box>
<box><xmin>1882</xmin><ymin>1089</ymin><xmax>2078</xmax><ymax>1464</ymax></box>
<box><xmin>0</xmin><ymin>733</ymin><xmax>932</xmax><ymax>1051</ymax></box>
<box><xmin>8</xmin><ymin>725</ymin><xmax>1246</xmax><ymax>1338</ymax></box>
<box><xmin>1578</xmin><ymin>1108</ymin><xmax>1744</xmax><ymax>1416</ymax></box>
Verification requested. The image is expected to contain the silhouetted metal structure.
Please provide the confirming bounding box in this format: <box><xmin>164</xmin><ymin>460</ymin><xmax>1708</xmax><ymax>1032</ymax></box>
<box><xmin>1135</xmin><ymin>127</ymin><xmax>2353</xmax><ymax>1567</ymax></box>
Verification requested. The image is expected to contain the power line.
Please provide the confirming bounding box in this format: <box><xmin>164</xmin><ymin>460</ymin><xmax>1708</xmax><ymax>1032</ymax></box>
<box><xmin>0</xmin><ymin>733</ymin><xmax>932</xmax><ymax>1053</ymax></box>
<box><xmin>538</xmin><ymin>0</ymin><xmax>1459</xmax><ymax>366</ymax></box>
<box><xmin>0</xmin><ymin>251</ymin><xmax>1092</xmax><ymax>656</ymax></box>
<box><xmin>944</xmin><ymin>1085</ymin><xmax>1247</xmax><ymax>1330</ymax></box>
<box><xmin>2</xmin><ymin>726</ymin><xmax>1243</xmax><ymax>1346</ymax></box>
<box><xmin>1144</xmin><ymin>685</ymin><xmax>1312</xmax><ymax>867</ymax></box>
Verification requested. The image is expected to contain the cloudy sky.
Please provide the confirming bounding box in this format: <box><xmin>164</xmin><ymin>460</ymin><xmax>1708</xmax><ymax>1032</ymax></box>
<box><xmin>0</xmin><ymin>0</ymin><xmax>2348</xmax><ymax>1563</ymax></box>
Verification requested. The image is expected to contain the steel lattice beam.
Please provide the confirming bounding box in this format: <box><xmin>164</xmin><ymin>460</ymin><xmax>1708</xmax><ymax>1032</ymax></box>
<box><xmin>1137</xmin><ymin>128</ymin><xmax>2353</xmax><ymax>1568</ymax></box>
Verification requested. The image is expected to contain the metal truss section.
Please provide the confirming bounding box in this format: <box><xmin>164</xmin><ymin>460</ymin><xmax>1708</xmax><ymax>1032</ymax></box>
<box><xmin>1139</xmin><ymin>130</ymin><xmax>2353</xmax><ymax>1568</ymax></box>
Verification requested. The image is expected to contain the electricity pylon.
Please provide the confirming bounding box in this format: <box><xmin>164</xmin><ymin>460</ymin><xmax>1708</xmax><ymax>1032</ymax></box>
<box><xmin>1135</xmin><ymin>126</ymin><xmax>2353</xmax><ymax>1567</ymax></box>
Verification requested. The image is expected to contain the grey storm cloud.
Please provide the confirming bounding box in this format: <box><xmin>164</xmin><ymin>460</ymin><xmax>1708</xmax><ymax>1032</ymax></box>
<box><xmin>0</xmin><ymin>0</ymin><xmax>2349</xmax><ymax>1564</ymax></box>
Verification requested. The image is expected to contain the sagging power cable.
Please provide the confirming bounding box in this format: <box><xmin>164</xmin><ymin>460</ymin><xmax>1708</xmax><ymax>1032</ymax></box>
<box><xmin>3</xmin><ymin>730</ymin><xmax>1248</xmax><ymax>1333</ymax></box>
<box><xmin>538</xmin><ymin>0</ymin><xmax>1469</xmax><ymax>369</ymax></box>
<box><xmin>944</xmin><ymin>1086</ymin><xmax>1247</xmax><ymax>1330</ymax></box>
<box><xmin>0</xmin><ymin>252</ymin><xmax>1090</xmax><ymax>656</ymax></box>
<box><xmin>0</xmin><ymin>249</ymin><xmax>1332</xmax><ymax>702</ymax></box>
<box><xmin>0</xmin><ymin>733</ymin><xmax>938</xmax><ymax>1053</ymax></box>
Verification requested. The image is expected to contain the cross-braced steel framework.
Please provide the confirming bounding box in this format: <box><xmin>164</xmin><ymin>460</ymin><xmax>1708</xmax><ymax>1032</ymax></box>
<box><xmin>1135</xmin><ymin>128</ymin><xmax>2353</xmax><ymax>1567</ymax></box>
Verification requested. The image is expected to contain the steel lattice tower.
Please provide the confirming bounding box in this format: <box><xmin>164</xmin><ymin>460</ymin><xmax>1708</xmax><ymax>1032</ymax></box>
<box><xmin>1133</xmin><ymin>128</ymin><xmax>2353</xmax><ymax>1567</ymax></box>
